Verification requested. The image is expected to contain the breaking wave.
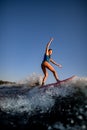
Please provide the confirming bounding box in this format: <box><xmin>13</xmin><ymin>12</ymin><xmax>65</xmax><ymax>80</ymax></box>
<box><xmin>0</xmin><ymin>75</ymin><xmax>87</xmax><ymax>130</ymax></box>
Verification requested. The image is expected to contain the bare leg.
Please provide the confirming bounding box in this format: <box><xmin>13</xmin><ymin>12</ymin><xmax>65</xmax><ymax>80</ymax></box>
<box><xmin>42</xmin><ymin>62</ymin><xmax>60</xmax><ymax>82</ymax></box>
<box><xmin>41</xmin><ymin>64</ymin><xmax>48</xmax><ymax>85</ymax></box>
<box><xmin>52</xmin><ymin>70</ymin><xmax>60</xmax><ymax>82</ymax></box>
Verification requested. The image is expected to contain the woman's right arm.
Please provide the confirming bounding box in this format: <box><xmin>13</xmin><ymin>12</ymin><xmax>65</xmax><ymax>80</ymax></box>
<box><xmin>45</xmin><ymin>38</ymin><xmax>53</xmax><ymax>55</ymax></box>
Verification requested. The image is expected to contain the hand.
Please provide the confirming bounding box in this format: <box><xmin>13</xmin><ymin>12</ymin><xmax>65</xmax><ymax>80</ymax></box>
<box><xmin>58</xmin><ymin>64</ymin><xmax>62</xmax><ymax>68</ymax></box>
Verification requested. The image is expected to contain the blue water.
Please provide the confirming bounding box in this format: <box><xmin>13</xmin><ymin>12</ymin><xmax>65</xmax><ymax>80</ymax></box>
<box><xmin>0</xmin><ymin>75</ymin><xmax>87</xmax><ymax>130</ymax></box>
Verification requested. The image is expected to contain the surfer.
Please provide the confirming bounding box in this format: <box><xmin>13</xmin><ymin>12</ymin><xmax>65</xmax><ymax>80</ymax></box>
<box><xmin>41</xmin><ymin>38</ymin><xmax>62</xmax><ymax>85</ymax></box>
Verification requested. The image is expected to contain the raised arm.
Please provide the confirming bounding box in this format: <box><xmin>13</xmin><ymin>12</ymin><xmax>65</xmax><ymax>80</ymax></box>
<box><xmin>45</xmin><ymin>38</ymin><xmax>53</xmax><ymax>55</ymax></box>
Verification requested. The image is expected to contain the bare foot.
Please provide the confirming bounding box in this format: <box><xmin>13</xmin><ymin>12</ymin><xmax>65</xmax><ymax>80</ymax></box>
<box><xmin>41</xmin><ymin>82</ymin><xmax>45</xmax><ymax>86</ymax></box>
<box><xmin>57</xmin><ymin>79</ymin><xmax>60</xmax><ymax>82</ymax></box>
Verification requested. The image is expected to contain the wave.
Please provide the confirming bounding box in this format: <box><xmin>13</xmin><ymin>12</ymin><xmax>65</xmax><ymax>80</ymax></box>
<box><xmin>0</xmin><ymin>75</ymin><xmax>87</xmax><ymax>130</ymax></box>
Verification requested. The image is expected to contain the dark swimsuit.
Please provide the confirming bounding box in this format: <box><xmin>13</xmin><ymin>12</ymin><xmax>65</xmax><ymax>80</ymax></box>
<box><xmin>42</xmin><ymin>54</ymin><xmax>51</xmax><ymax>63</ymax></box>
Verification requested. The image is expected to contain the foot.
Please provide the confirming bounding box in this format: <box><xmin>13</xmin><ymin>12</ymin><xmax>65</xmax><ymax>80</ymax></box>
<box><xmin>41</xmin><ymin>82</ymin><xmax>45</xmax><ymax>86</ymax></box>
<box><xmin>57</xmin><ymin>79</ymin><xmax>60</xmax><ymax>83</ymax></box>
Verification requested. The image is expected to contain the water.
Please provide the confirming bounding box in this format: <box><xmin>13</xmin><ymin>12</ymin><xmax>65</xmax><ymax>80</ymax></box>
<box><xmin>0</xmin><ymin>74</ymin><xmax>87</xmax><ymax>130</ymax></box>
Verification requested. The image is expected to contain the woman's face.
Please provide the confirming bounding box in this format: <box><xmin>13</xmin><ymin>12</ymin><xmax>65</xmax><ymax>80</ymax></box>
<box><xmin>49</xmin><ymin>50</ymin><xmax>52</xmax><ymax>55</ymax></box>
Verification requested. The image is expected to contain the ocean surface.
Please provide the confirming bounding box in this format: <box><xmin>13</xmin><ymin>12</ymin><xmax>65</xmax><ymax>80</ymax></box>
<box><xmin>0</xmin><ymin>74</ymin><xmax>87</xmax><ymax>130</ymax></box>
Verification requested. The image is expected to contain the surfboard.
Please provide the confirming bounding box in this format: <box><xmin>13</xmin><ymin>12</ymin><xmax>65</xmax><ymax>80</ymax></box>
<box><xmin>40</xmin><ymin>75</ymin><xmax>76</xmax><ymax>88</ymax></box>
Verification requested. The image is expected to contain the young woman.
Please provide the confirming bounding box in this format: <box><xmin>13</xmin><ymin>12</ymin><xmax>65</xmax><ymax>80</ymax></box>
<box><xmin>41</xmin><ymin>38</ymin><xmax>62</xmax><ymax>85</ymax></box>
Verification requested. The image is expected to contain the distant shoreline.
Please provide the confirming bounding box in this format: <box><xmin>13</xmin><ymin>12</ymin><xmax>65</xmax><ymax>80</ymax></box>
<box><xmin>0</xmin><ymin>80</ymin><xmax>16</xmax><ymax>85</ymax></box>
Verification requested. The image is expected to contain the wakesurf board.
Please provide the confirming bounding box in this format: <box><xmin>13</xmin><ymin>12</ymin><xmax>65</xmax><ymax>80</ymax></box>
<box><xmin>40</xmin><ymin>75</ymin><xmax>76</xmax><ymax>88</ymax></box>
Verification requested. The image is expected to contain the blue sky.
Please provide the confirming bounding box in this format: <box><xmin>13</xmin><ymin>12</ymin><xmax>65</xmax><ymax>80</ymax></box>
<box><xmin>0</xmin><ymin>0</ymin><xmax>87</xmax><ymax>83</ymax></box>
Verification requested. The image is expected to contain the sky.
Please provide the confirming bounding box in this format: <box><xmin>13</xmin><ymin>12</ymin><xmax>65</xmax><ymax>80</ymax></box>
<box><xmin>0</xmin><ymin>0</ymin><xmax>87</xmax><ymax>83</ymax></box>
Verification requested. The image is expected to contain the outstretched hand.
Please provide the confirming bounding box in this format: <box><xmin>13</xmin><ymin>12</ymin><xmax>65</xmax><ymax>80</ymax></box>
<box><xmin>58</xmin><ymin>64</ymin><xmax>62</xmax><ymax>68</ymax></box>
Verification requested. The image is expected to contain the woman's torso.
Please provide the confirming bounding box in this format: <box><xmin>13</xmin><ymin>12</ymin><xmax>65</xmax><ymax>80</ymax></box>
<box><xmin>42</xmin><ymin>54</ymin><xmax>51</xmax><ymax>63</ymax></box>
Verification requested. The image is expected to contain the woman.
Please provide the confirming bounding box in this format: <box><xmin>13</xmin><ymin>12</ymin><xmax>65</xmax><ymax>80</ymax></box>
<box><xmin>41</xmin><ymin>38</ymin><xmax>62</xmax><ymax>85</ymax></box>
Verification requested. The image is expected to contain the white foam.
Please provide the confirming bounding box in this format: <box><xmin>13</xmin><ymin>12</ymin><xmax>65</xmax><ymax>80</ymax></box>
<box><xmin>52</xmin><ymin>122</ymin><xmax>82</xmax><ymax>130</ymax></box>
<box><xmin>0</xmin><ymin>87</ymin><xmax>55</xmax><ymax>114</ymax></box>
<box><xmin>0</xmin><ymin>76</ymin><xmax>87</xmax><ymax>115</ymax></box>
<box><xmin>71</xmin><ymin>76</ymin><xmax>87</xmax><ymax>97</ymax></box>
<box><xmin>17</xmin><ymin>73</ymin><xmax>43</xmax><ymax>86</ymax></box>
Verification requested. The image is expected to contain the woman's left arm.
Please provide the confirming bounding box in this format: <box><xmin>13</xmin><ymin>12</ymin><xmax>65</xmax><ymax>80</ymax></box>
<box><xmin>50</xmin><ymin>59</ymin><xmax>62</xmax><ymax>68</ymax></box>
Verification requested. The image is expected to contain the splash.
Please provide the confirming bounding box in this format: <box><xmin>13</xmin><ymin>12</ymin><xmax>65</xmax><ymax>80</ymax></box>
<box><xmin>0</xmin><ymin>76</ymin><xmax>87</xmax><ymax>113</ymax></box>
<box><xmin>17</xmin><ymin>73</ymin><xmax>43</xmax><ymax>87</ymax></box>
<box><xmin>0</xmin><ymin>76</ymin><xmax>87</xmax><ymax>130</ymax></box>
